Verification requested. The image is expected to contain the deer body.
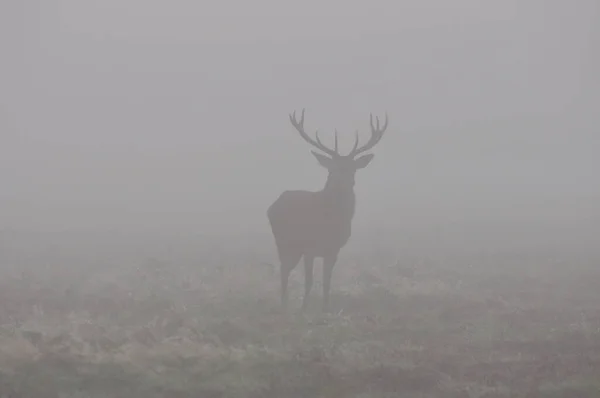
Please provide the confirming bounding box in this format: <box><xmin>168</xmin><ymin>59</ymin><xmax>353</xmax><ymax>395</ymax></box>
<box><xmin>268</xmin><ymin>186</ymin><xmax>355</xmax><ymax>259</ymax></box>
<box><xmin>268</xmin><ymin>109</ymin><xmax>389</xmax><ymax>311</ymax></box>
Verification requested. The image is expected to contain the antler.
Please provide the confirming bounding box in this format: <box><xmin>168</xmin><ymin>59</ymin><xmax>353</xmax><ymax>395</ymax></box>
<box><xmin>289</xmin><ymin>109</ymin><xmax>340</xmax><ymax>157</ymax></box>
<box><xmin>348</xmin><ymin>112</ymin><xmax>389</xmax><ymax>158</ymax></box>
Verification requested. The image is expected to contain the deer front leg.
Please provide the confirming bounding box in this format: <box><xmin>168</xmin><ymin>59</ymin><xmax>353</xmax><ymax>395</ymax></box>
<box><xmin>322</xmin><ymin>253</ymin><xmax>338</xmax><ymax>312</ymax></box>
<box><xmin>302</xmin><ymin>256</ymin><xmax>315</xmax><ymax>311</ymax></box>
<box><xmin>279</xmin><ymin>252</ymin><xmax>302</xmax><ymax>310</ymax></box>
<box><xmin>280</xmin><ymin>265</ymin><xmax>291</xmax><ymax>309</ymax></box>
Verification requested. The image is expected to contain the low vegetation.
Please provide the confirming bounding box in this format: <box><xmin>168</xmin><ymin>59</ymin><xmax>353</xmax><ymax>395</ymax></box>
<box><xmin>1</xmin><ymin>248</ymin><xmax>599</xmax><ymax>397</ymax></box>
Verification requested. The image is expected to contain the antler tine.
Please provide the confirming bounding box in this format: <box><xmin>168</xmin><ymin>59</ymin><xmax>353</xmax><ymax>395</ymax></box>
<box><xmin>289</xmin><ymin>109</ymin><xmax>339</xmax><ymax>157</ymax></box>
<box><xmin>334</xmin><ymin>129</ymin><xmax>339</xmax><ymax>153</ymax></box>
<box><xmin>370</xmin><ymin>112</ymin><xmax>389</xmax><ymax>133</ymax></box>
<box><xmin>349</xmin><ymin>130</ymin><xmax>360</xmax><ymax>155</ymax></box>
<box><xmin>315</xmin><ymin>130</ymin><xmax>329</xmax><ymax>151</ymax></box>
<box><xmin>349</xmin><ymin>112</ymin><xmax>389</xmax><ymax>158</ymax></box>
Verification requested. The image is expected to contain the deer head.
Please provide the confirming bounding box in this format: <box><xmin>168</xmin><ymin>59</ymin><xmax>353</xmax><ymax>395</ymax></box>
<box><xmin>289</xmin><ymin>109</ymin><xmax>389</xmax><ymax>190</ymax></box>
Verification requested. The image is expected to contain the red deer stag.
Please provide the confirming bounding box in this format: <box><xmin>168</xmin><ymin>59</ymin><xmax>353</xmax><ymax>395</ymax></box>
<box><xmin>267</xmin><ymin>109</ymin><xmax>389</xmax><ymax>311</ymax></box>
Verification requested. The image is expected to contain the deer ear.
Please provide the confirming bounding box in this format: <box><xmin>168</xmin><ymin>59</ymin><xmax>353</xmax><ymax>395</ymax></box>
<box><xmin>354</xmin><ymin>153</ymin><xmax>374</xmax><ymax>169</ymax></box>
<box><xmin>311</xmin><ymin>151</ymin><xmax>334</xmax><ymax>169</ymax></box>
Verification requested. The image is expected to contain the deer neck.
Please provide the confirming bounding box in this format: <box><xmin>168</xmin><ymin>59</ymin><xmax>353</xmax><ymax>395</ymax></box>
<box><xmin>321</xmin><ymin>177</ymin><xmax>356</xmax><ymax>222</ymax></box>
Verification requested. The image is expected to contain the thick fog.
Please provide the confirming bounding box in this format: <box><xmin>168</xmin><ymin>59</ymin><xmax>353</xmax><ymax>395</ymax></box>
<box><xmin>1</xmin><ymin>0</ymin><xmax>599</xmax><ymax>254</ymax></box>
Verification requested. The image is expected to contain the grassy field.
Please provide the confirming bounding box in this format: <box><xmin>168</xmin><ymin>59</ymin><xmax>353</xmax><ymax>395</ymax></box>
<box><xmin>1</xmin><ymin>245</ymin><xmax>599</xmax><ymax>397</ymax></box>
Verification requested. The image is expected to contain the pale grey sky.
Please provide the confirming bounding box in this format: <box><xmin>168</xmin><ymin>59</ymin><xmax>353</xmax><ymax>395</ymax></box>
<box><xmin>1</xmin><ymin>0</ymin><xmax>599</xmax><ymax>236</ymax></box>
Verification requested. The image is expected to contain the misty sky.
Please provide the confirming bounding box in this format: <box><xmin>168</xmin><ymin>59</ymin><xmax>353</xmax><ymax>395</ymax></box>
<box><xmin>1</xmin><ymin>0</ymin><xmax>599</xmax><ymax>236</ymax></box>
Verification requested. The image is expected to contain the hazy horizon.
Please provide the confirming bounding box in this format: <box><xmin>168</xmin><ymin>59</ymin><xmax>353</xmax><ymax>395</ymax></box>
<box><xmin>2</xmin><ymin>0</ymin><xmax>599</xmax><ymax>238</ymax></box>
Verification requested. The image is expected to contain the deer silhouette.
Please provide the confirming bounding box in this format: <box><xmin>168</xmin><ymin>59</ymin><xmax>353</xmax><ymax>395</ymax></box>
<box><xmin>267</xmin><ymin>109</ymin><xmax>389</xmax><ymax>311</ymax></box>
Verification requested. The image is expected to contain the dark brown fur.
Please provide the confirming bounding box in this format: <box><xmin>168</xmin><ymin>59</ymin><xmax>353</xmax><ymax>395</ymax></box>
<box><xmin>268</xmin><ymin>109</ymin><xmax>389</xmax><ymax>311</ymax></box>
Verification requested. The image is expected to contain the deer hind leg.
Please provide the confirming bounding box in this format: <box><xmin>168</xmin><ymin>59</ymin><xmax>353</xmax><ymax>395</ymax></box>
<box><xmin>301</xmin><ymin>256</ymin><xmax>315</xmax><ymax>311</ymax></box>
<box><xmin>279</xmin><ymin>251</ymin><xmax>302</xmax><ymax>309</ymax></box>
<box><xmin>322</xmin><ymin>253</ymin><xmax>338</xmax><ymax>312</ymax></box>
